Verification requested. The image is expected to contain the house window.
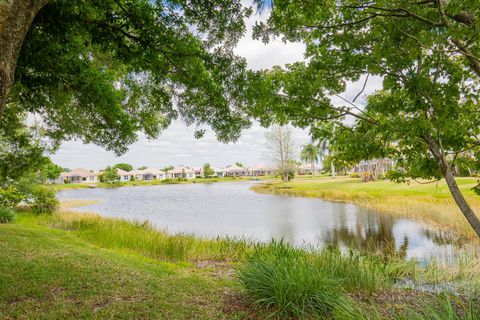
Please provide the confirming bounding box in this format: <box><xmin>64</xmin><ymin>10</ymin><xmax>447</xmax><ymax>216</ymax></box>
<box><xmin>82</xmin><ymin>177</ymin><xmax>87</xmax><ymax>181</ymax></box>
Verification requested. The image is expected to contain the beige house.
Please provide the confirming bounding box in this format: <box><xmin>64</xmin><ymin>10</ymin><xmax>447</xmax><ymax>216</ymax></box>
<box><xmin>248</xmin><ymin>165</ymin><xmax>276</xmax><ymax>176</ymax></box>
<box><xmin>62</xmin><ymin>168</ymin><xmax>99</xmax><ymax>183</ymax></box>
<box><xmin>131</xmin><ymin>168</ymin><xmax>165</xmax><ymax>181</ymax></box>
<box><xmin>194</xmin><ymin>166</ymin><xmax>227</xmax><ymax>178</ymax></box>
<box><xmin>116</xmin><ymin>169</ymin><xmax>132</xmax><ymax>181</ymax></box>
<box><xmin>167</xmin><ymin>166</ymin><xmax>195</xmax><ymax>179</ymax></box>
<box><xmin>225</xmin><ymin>164</ymin><xmax>249</xmax><ymax>177</ymax></box>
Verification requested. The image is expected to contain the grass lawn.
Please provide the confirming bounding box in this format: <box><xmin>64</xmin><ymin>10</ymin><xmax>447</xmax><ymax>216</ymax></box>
<box><xmin>252</xmin><ymin>176</ymin><xmax>480</xmax><ymax>239</ymax></box>
<box><xmin>52</xmin><ymin>176</ymin><xmax>272</xmax><ymax>191</ymax></box>
<box><xmin>0</xmin><ymin>214</ymin><xmax>251</xmax><ymax>319</ymax></box>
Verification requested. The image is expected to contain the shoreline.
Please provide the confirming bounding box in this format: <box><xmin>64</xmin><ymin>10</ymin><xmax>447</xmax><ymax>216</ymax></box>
<box><xmin>250</xmin><ymin>177</ymin><xmax>480</xmax><ymax>242</ymax></box>
<box><xmin>51</xmin><ymin>176</ymin><xmax>270</xmax><ymax>191</ymax></box>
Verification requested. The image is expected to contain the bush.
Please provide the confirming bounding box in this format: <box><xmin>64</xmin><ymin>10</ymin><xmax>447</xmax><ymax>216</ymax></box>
<box><xmin>349</xmin><ymin>172</ymin><xmax>360</xmax><ymax>178</ymax></box>
<box><xmin>473</xmin><ymin>182</ymin><xmax>480</xmax><ymax>196</ymax></box>
<box><xmin>31</xmin><ymin>187</ymin><xmax>59</xmax><ymax>214</ymax></box>
<box><xmin>0</xmin><ymin>186</ymin><xmax>25</xmax><ymax>208</ymax></box>
<box><xmin>0</xmin><ymin>206</ymin><xmax>16</xmax><ymax>223</ymax></box>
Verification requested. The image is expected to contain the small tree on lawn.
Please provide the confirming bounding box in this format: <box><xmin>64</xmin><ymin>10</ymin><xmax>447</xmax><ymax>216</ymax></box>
<box><xmin>103</xmin><ymin>166</ymin><xmax>120</xmax><ymax>184</ymax></box>
<box><xmin>203</xmin><ymin>163</ymin><xmax>215</xmax><ymax>178</ymax></box>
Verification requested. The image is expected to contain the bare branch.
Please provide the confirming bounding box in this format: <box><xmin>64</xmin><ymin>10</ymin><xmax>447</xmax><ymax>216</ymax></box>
<box><xmin>353</xmin><ymin>73</ymin><xmax>369</xmax><ymax>103</ymax></box>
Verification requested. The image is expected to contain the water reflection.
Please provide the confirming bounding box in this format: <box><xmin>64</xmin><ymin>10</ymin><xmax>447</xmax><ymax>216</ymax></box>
<box><xmin>323</xmin><ymin>213</ymin><xmax>409</xmax><ymax>259</ymax></box>
<box><xmin>58</xmin><ymin>182</ymin><xmax>461</xmax><ymax>260</ymax></box>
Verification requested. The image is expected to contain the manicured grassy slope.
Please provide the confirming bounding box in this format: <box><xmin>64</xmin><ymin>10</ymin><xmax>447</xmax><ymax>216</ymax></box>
<box><xmin>0</xmin><ymin>219</ymin><xmax>249</xmax><ymax>319</ymax></box>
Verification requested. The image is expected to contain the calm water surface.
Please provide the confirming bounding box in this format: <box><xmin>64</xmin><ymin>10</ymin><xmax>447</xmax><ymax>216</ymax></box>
<box><xmin>58</xmin><ymin>182</ymin><xmax>459</xmax><ymax>260</ymax></box>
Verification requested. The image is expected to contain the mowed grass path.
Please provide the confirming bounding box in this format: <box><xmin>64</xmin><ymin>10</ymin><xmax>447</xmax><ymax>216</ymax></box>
<box><xmin>253</xmin><ymin>176</ymin><xmax>480</xmax><ymax>239</ymax></box>
<box><xmin>0</xmin><ymin>217</ymin><xmax>249</xmax><ymax>319</ymax></box>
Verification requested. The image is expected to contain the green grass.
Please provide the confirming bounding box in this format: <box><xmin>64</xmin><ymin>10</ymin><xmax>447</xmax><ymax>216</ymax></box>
<box><xmin>0</xmin><ymin>215</ymin><xmax>251</xmax><ymax>319</ymax></box>
<box><xmin>52</xmin><ymin>176</ymin><xmax>273</xmax><ymax>191</ymax></box>
<box><xmin>238</xmin><ymin>241</ymin><xmax>419</xmax><ymax>319</ymax></box>
<box><xmin>2</xmin><ymin>210</ymin><xmax>480</xmax><ymax>319</ymax></box>
<box><xmin>253</xmin><ymin>176</ymin><xmax>480</xmax><ymax>239</ymax></box>
<box><xmin>44</xmin><ymin>211</ymin><xmax>250</xmax><ymax>261</ymax></box>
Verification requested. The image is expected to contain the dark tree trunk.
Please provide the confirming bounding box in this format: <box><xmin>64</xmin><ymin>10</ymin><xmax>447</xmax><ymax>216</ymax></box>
<box><xmin>425</xmin><ymin>134</ymin><xmax>480</xmax><ymax>238</ymax></box>
<box><xmin>0</xmin><ymin>0</ymin><xmax>49</xmax><ymax>122</ymax></box>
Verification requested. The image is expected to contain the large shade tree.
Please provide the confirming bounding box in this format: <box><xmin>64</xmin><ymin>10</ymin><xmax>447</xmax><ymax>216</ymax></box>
<box><xmin>0</xmin><ymin>0</ymin><xmax>254</xmax><ymax>183</ymax></box>
<box><xmin>250</xmin><ymin>1</ymin><xmax>480</xmax><ymax>237</ymax></box>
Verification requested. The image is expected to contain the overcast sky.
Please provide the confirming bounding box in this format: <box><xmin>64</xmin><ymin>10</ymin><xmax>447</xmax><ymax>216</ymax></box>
<box><xmin>51</xmin><ymin>7</ymin><xmax>382</xmax><ymax>171</ymax></box>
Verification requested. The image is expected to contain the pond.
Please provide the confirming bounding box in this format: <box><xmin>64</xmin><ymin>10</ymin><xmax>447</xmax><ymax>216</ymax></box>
<box><xmin>58</xmin><ymin>181</ymin><xmax>460</xmax><ymax>261</ymax></box>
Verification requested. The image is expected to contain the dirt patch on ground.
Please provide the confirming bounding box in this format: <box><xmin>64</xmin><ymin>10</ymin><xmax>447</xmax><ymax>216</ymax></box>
<box><xmin>222</xmin><ymin>290</ymin><xmax>259</xmax><ymax>319</ymax></box>
<box><xmin>193</xmin><ymin>260</ymin><xmax>237</xmax><ymax>279</ymax></box>
<box><xmin>351</xmin><ymin>289</ymin><xmax>437</xmax><ymax>317</ymax></box>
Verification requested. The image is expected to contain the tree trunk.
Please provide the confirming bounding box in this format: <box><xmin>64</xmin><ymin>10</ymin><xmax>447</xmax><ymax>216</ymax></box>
<box><xmin>311</xmin><ymin>160</ymin><xmax>314</xmax><ymax>176</ymax></box>
<box><xmin>425</xmin><ymin>134</ymin><xmax>480</xmax><ymax>238</ymax></box>
<box><xmin>331</xmin><ymin>161</ymin><xmax>335</xmax><ymax>178</ymax></box>
<box><xmin>0</xmin><ymin>0</ymin><xmax>49</xmax><ymax>123</ymax></box>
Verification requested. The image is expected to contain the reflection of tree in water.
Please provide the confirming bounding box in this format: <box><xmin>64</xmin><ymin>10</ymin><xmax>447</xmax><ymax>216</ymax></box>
<box><xmin>422</xmin><ymin>229</ymin><xmax>463</xmax><ymax>247</ymax></box>
<box><xmin>322</xmin><ymin>213</ymin><xmax>409</xmax><ymax>259</ymax></box>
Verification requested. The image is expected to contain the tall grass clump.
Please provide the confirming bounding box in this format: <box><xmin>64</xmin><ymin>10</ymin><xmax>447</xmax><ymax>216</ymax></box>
<box><xmin>0</xmin><ymin>206</ymin><xmax>16</xmax><ymax>223</ymax></box>
<box><xmin>238</xmin><ymin>242</ymin><xmax>351</xmax><ymax>318</ymax></box>
<box><xmin>49</xmin><ymin>211</ymin><xmax>249</xmax><ymax>261</ymax></box>
<box><xmin>238</xmin><ymin>241</ymin><xmax>414</xmax><ymax>319</ymax></box>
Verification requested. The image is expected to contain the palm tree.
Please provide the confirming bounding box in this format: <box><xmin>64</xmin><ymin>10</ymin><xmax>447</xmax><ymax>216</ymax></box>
<box><xmin>300</xmin><ymin>143</ymin><xmax>319</xmax><ymax>176</ymax></box>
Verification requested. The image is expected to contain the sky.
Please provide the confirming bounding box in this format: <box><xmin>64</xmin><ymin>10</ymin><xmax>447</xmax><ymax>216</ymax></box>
<box><xmin>51</xmin><ymin>6</ymin><xmax>383</xmax><ymax>171</ymax></box>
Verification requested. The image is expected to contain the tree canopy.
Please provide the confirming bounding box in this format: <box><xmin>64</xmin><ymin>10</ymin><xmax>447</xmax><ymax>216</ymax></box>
<box><xmin>251</xmin><ymin>0</ymin><xmax>480</xmax><ymax>236</ymax></box>
<box><xmin>114</xmin><ymin>163</ymin><xmax>133</xmax><ymax>172</ymax></box>
<box><xmin>1</xmin><ymin>0</ymin><xmax>254</xmax><ymax>156</ymax></box>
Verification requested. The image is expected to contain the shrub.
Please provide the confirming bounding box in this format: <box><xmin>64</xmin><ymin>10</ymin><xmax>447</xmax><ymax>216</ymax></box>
<box><xmin>0</xmin><ymin>186</ymin><xmax>25</xmax><ymax>208</ymax></box>
<box><xmin>349</xmin><ymin>172</ymin><xmax>360</xmax><ymax>178</ymax></box>
<box><xmin>0</xmin><ymin>206</ymin><xmax>16</xmax><ymax>223</ymax></box>
<box><xmin>31</xmin><ymin>187</ymin><xmax>59</xmax><ymax>214</ymax></box>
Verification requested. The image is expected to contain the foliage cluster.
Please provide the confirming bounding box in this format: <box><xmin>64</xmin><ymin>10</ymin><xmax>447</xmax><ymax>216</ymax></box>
<box><xmin>0</xmin><ymin>186</ymin><xmax>25</xmax><ymax>208</ymax></box>
<box><xmin>0</xmin><ymin>206</ymin><xmax>16</xmax><ymax>224</ymax></box>
<box><xmin>203</xmin><ymin>163</ymin><xmax>215</xmax><ymax>178</ymax></box>
<box><xmin>31</xmin><ymin>187</ymin><xmax>59</xmax><ymax>214</ymax></box>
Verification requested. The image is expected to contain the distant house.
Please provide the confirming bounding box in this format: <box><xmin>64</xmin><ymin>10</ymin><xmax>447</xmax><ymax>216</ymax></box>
<box><xmin>249</xmin><ymin>165</ymin><xmax>276</xmax><ymax>176</ymax></box>
<box><xmin>62</xmin><ymin>168</ymin><xmax>99</xmax><ymax>183</ymax></box>
<box><xmin>213</xmin><ymin>167</ymin><xmax>227</xmax><ymax>178</ymax></box>
<box><xmin>225</xmin><ymin>164</ymin><xmax>249</xmax><ymax>177</ymax></box>
<box><xmin>297</xmin><ymin>163</ymin><xmax>321</xmax><ymax>175</ymax></box>
<box><xmin>167</xmin><ymin>166</ymin><xmax>195</xmax><ymax>179</ymax></box>
<box><xmin>131</xmin><ymin>168</ymin><xmax>165</xmax><ymax>181</ymax></box>
<box><xmin>355</xmin><ymin>158</ymin><xmax>395</xmax><ymax>180</ymax></box>
<box><xmin>116</xmin><ymin>169</ymin><xmax>132</xmax><ymax>182</ymax></box>
<box><xmin>193</xmin><ymin>167</ymin><xmax>203</xmax><ymax>178</ymax></box>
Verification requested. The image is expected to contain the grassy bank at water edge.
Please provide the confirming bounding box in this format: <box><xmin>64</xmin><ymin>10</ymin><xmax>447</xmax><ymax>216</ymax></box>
<box><xmin>252</xmin><ymin>176</ymin><xmax>480</xmax><ymax>240</ymax></box>
<box><xmin>1</xmin><ymin>210</ymin><xmax>480</xmax><ymax>319</ymax></box>
<box><xmin>51</xmin><ymin>176</ymin><xmax>272</xmax><ymax>191</ymax></box>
